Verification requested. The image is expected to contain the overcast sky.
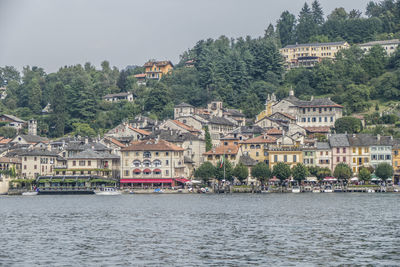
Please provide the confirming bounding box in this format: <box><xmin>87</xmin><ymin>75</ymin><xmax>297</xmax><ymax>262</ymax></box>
<box><xmin>0</xmin><ymin>0</ymin><xmax>371</xmax><ymax>73</ymax></box>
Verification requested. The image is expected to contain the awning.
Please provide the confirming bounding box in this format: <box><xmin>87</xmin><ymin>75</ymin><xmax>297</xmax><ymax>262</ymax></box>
<box><xmin>133</xmin><ymin>168</ymin><xmax>141</xmax><ymax>173</ymax></box>
<box><xmin>120</xmin><ymin>179</ymin><xmax>174</xmax><ymax>184</ymax></box>
<box><xmin>153</xmin><ymin>168</ymin><xmax>161</xmax><ymax>173</ymax></box>
<box><xmin>143</xmin><ymin>168</ymin><xmax>151</xmax><ymax>173</ymax></box>
<box><xmin>175</xmin><ymin>178</ymin><xmax>190</xmax><ymax>183</ymax></box>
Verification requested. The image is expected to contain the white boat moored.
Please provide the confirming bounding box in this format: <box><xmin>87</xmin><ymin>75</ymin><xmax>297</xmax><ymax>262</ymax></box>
<box><xmin>22</xmin><ymin>191</ymin><xmax>38</xmax><ymax>196</ymax></box>
<box><xmin>95</xmin><ymin>187</ymin><xmax>121</xmax><ymax>195</ymax></box>
<box><xmin>292</xmin><ymin>186</ymin><xmax>301</xmax><ymax>193</ymax></box>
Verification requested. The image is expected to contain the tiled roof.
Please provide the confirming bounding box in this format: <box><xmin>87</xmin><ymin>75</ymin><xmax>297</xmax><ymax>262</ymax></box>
<box><xmin>127</xmin><ymin>126</ymin><xmax>151</xmax><ymax>136</ymax></box>
<box><xmin>0</xmin><ymin>157</ymin><xmax>21</xmax><ymax>164</ymax></box>
<box><xmin>69</xmin><ymin>149</ymin><xmax>119</xmax><ymax>159</ymax></box>
<box><xmin>172</xmin><ymin>120</ymin><xmax>201</xmax><ymax>133</ymax></box>
<box><xmin>201</xmin><ymin>115</ymin><xmax>236</xmax><ymax>126</ymax></box>
<box><xmin>224</xmin><ymin>109</ymin><xmax>245</xmax><ymax>117</ymax></box>
<box><xmin>0</xmin><ymin>137</ymin><xmax>12</xmax><ymax>144</ymax></box>
<box><xmin>122</xmin><ymin>139</ymin><xmax>184</xmax><ymax>151</ymax></box>
<box><xmin>134</xmin><ymin>73</ymin><xmax>146</xmax><ymax>78</ymax></box>
<box><xmin>316</xmin><ymin>142</ymin><xmax>330</xmax><ymax>150</ymax></box>
<box><xmin>240</xmin><ymin>135</ymin><xmax>277</xmax><ymax>144</ymax></box>
<box><xmin>271</xmin><ymin>112</ymin><xmax>296</xmax><ymax>120</ymax></box>
<box><xmin>175</xmin><ymin>102</ymin><xmax>194</xmax><ymax>108</ymax></box>
<box><xmin>143</xmin><ymin>60</ymin><xmax>174</xmax><ymax>67</ymax></box>
<box><xmin>360</xmin><ymin>39</ymin><xmax>400</xmax><ymax>46</ymax></box>
<box><xmin>283</xmin><ymin>95</ymin><xmax>342</xmax><ymax>108</ymax></box>
<box><xmin>105</xmin><ymin>137</ymin><xmax>126</xmax><ymax>148</ymax></box>
<box><xmin>329</xmin><ymin>134</ymin><xmax>349</xmax><ymax>147</ymax></box>
<box><xmin>15</xmin><ymin>135</ymin><xmax>49</xmax><ymax>144</ymax></box>
<box><xmin>230</xmin><ymin>126</ymin><xmax>264</xmax><ymax>135</ymax></box>
<box><xmin>19</xmin><ymin>149</ymin><xmax>59</xmax><ymax>157</ymax></box>
<box><xmin>347</xmin><ymin>134</ymin><xmax>394</xmax><ymax>147</ymax></box>
<box><xmin>184</xmin><ymin>156</ymin><xmax>195</xmax><ymax>164</ymax></box>
<box><xmin>304</xmin><ymin>126</ymin><xmax>331</xmax><ymax>133</ymax></box>
<box><xmin>266</xmin><ymin>128</ymin><xmax>283</xmax><ymax>135</ymax></box>
<box><xmin>203</xmin><ymin>144</ymin><xmax>239</xmax><ymax>155</ymax></box>
<box><xmin>284</xmin><ymin>41</ymin><xmax>348</xmax><ymax>49</ymax></box>
<box><xmin>145</xmin><ymin>129</ymin><xmax>201</xmax><ymax>142</ymax></box>
<box><xmin>0</xmin><ymin>114</ymin><xmax>26</xmax><ymax>123</ymax></box>
<box><xmin>65</xmin><ymin>142</ymin><xmax>110</xmax><ymax>152</ymax></box>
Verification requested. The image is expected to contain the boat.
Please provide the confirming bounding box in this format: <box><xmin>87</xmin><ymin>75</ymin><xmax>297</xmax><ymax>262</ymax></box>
<box><xmin>22</xmin><ymin>191</ymin><xmax>38</xmax><ymax>196</ymax></box>
<box><xmin>334</xmin><ymin>186</ymin><xmax>343</xmax><ymax>192</ymax></box>
<box><xmin>94</xmin><ymin>187</ymin><xmax>121</xmax><ymax>195</ymax></box>
<box><xmin>323</xmin><ymin>185</ymin><xmax>333</xmax><ymax>193</ymax></box>
<box><xmin>292</xmin><ymin>186</ymin><xmax>301</xmax><ymax>193</ymax></box>
<box><xmin>367</xmin><ymin>189</ymin><xmax>375</xmax><ymax>193</ymax></box>
<box><xmin>312</xmin><ymin>187</ymin><xmax>321</xmax><ymax>193</ymax></box>
<box><xmin>154</xmin><ymin>188</ymin><xmax>164</xmax><ymax>193</ymax></box>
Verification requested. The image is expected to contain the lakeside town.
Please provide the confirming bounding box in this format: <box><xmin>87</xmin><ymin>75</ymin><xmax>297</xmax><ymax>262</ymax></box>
<box><xmin>1</xmin><ymin>0</ymin><xmax>400</xmax><ymax>195</ymax></box>
<box><xmin>1</xmin><ymin>38</ymin><xmax>400</xmax><ymax>194</ymax></box>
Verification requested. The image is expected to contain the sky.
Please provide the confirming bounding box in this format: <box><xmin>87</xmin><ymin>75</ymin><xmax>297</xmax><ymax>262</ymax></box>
<box><xmin>0</xmin><ymin>0</ymin><xmax>372</xmax><ymax>73</ymax></box>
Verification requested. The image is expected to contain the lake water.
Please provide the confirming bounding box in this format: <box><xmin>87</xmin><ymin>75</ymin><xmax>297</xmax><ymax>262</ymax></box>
<box><xmin>1</xmin><ymin>193</ymin><xmax>399</xmax><ymax>266</ymax></box>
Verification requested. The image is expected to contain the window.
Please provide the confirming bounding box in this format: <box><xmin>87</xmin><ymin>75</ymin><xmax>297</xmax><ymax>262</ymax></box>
<box><xmin>250</xmin><ymin>145</ymin><xmax>255</xmax><ymax>149</ymax></box>
<box><xmin>353</xmin><ymin>158</ymin><xmax>356</xmax><ymax>163</ymax></box>
<box><xmin>155</xmin><ymin>152</ymin><xmax>159</xmax><ymax>156</ymax></box>
<box><xmin>386</xmin><ymin>155</ymin><xmax>391</xmax><ymax>160</ymax></box>
<box><xmin>166</xmin><ymin>170</ymin><xmax>169</xmax><ymax>175</ymax></box>
<box><xmin>24</xmin><ymin>165</ymin><xmax>27</xmax><ymax>170</ymax></box>
<box><xmin>79</xmin><ymin>161</ymin><xmax>85</xmax><ymax>166</ymax></box>
<box><xmin>326</xmin><ymin>151</ymin><xmax>328</xmax><ymax>156</ymax></box>
<box><xmin>336</xmin><ymin>148</ymin><xmax>340</xmax><ymax>153</ymax></box>
<box><xmin>274</xmin><ymin>155</ymin><xmax>278</xmax><ymax>162</ymax></box>
<box><xmin>312</xmin><ymin>117</ymin><xmax>316</xmax><ymax>122</ymax></box>
<box><xmin>343</xmin><ymin>157</ymin><xmax>346</xmax><ymax>162</ymax></box>
<box><xmin>143</xmin><ymin>151</ymin><xmax>151</xmax><ymax>158</ymax></box>
<box><xmin>330</xmin><ymin>117</ymin><xmax>333</xmax><ymax>122</ymax></box>
<box><xmin>293</xmin><ymin>155</ymin><xmax>297</xmax><ymax>162</ymax></box>
<box><xmin>88</xmin><ymin>161</ymin><xmax>91</xmax><ymax>166</ymax></box>
<box><xmin>24</xmin><ymin>157</ymin><xmax>27</xmax><ymax>161</ymax></box>
<box><xmin>343</xmin><ymin>148</ymin><xmax>346</xmax><ymax>153</ymax></box>
<box><xmin>256</xmin><ymin>152</ymin><xmax>259</xmax><ymax>157</ymax></box>
<box><xmin>166</xmin><ymin>152</ymin><xmax>169</xmax><ymax>156</ymax></box>
<box><xmin>73</xmin><ymin>161</ymin><xmax>76</xmax><ymax>166</ymax></box>
<box><xmin>284</xmin><ymin>155</ymin><xmax>287</xmax><ymax>162</ymax></box>
<box><xmin>133</xmin><ymin>160</ymin><xmax>140</xmax><ymax>167</ymax></box>
<box><xmin>319</xmin><ymin>117</ymin><xmax>322</xmax><ymax>122</ymax></box>
<box><xmin>324</xmin><ymin>117</ymin><xmax>327</xmax><ymax>122</ymax></box>
<box><xmin>256</xmin><ymin>145</ymin><xmax>260</xmax><ymax>149</ymax></box>
<box><xmin>34</xmin><ymin>165</ymin><xmax>37</xmax><ymax>170</ymax></box>
<box><xmin>153</xmin><ymin>160</ymin><xmax>161</xmax><ymax>167</ymax></box>
<box><xmin>337</xmin><ymin>157</ymin><xmax>340</xmax><ymax>162</ymax></box>
<box><xmin>166</xmin><ymin>160</ymin><xmax>169</xmax><ymax>165</ymax></box>
<box><xmin>320</xmin><ymin>151</ymin><xmax>323</xmax><ymax>156</ymax></box>
<box><xmin>143</xmin><ymin>160</ymin><xmax>151</xmax><ymax>167</ymax></box>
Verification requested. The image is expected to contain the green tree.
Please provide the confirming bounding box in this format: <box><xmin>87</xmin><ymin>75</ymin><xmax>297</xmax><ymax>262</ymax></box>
<box><xmin>215</xmin><ymin>158</ymin><xmax>233</xmax><ymax>181</ymax></box>
<box><xmin>334</xmin><ymin>117</ymin><xmax>363</xmax><ymax>134</ymax></box>
<box><xmin>49</xmin><ymin>82</ymin><xmax>66</xmax><ymax>137</ymax></box>
<box><xmin>296</xmin><ymin>3</ymin><xmax>318</xmax><ymax>43</ymax></box>
<box><xmin>194</xmin><ymin>162</ymin><xmax>216</xmax><ymax>184</ymax></box>
<box><xmin>375</xmin><ymin>162</ymin><xmax>393</xmax><ymax>180</ymax></box>
<box><xmin>361</xmin><ymin>45</ymin><xmax>388</xmax><ymax>78</ymax></box>
<box><xmin>204</xmin><ymin>126</ymin><xmax>212</xmax><ymax>152</ymax></box>
<box><xmin>292</xmin><ymin>163</ymin><xmax>308</xmax><ymax>184</ymax></box>
<box><xmin>233</xmin><ymin>163</ymin><xmax>249</xmax><ymax>183</ymax></box>
<box><xmin>311</xmin><ymin>0</ymin><xmax>324</xmax><ymax>25</ymax></box>
<box><xmin>358</xmin><ymin>167</ymin><xmax>371</xmax><ymax>182</ymax></box>
<box><xmin>333</xmin><ymin>163</ymin><xmax>352</xmax><ymax>182</ymax></box>
<box><xmin>316</xmin><ymin>167</ymin><xmax>331</xmax><ymax>181</ymax></box>
<box><xmin>0</xmin><ymin>127</ymin><xmax>17</xmax><ymax>138</ymax></box>
<box><xmin>28</xmin><ymin>78</ymin><xmax>42</xmax><ymax>114</ymax></box>
<box><xmin>251</xmin><ymin>162</ymin><xmax>272</xmax><ymax>185</ymax></box>
<box><xmin>72</xmin><ymin>123</ymin><xmax>96</xmax><ymax>137</ymax></box>
<box><xmin>276</xmin><ymin>11</ymin><xmax>296</xmax><ymax>47</ymax></box>
<box><xmin>272</xmin><ymin>162</ymin><xmax>291</xmax><ymax>182</ymax></box>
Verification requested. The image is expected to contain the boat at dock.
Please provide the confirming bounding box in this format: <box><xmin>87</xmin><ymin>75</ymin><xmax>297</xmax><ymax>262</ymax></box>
<box><xmin>323</xmin><ymin>185</ymin><xmax>333</xmax><ymax>193</ymax></box>
<box><xmin>312</xmin><ymin>187</ymin><xmax>321</xmax><ymax>193</ymax></box>
<box><xmin>95</xmin><ymin>187</ymin><xmax>121</xmax><ymax>195</ymax></box>
<box><xmin>22</xmin><ymin>191</ymin><xmax>38</xmax><ymax>196</ymax></box>
<box><xmin>292</xmin><ymin>186</ymin><xmax>301</xmax><ymax>193</ymax></box>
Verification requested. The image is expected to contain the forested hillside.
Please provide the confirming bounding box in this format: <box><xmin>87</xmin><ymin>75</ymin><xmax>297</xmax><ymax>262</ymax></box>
<box><xmin>1</xmin><ymin>0</ymin><xmax>400</xmax><ymax>138</ymax></box>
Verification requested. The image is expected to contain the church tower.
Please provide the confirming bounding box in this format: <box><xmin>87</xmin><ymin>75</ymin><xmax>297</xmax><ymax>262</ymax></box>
<box><xmin>28</xmin><ymin>119</ymin><xmax>37</xmax><ymax>136</ymax></box>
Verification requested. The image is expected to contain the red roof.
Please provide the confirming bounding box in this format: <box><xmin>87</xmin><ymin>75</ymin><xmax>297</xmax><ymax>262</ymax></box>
<box><xmin>172</xmin><ymin>120</ymin><xmax>201</xmax><ymax>133</ymax></box>
<box><xmin>240</xmin><ymin>135</ymin><xmax>277</xmax><ymax>144</ymax></box>
<box><xmin>134</xmin><ymin>73</ymin><xmax>146</xmax><ymax>78</ymax></box>
<box><xmin>266</xmin><ymin>128</ymin><xmax>283</xmax><ymax>135</ymax></box>
<box><xmin>120</xmin><ymin>179</ymin><xmax>173</xmax><ymax>184</ymax></box>
<box><xmin>175</xmin><ymin>178</ymin><xmax>190</xmax><ymax>183</ymax></box>
<box><xmin>128</xmin><ymin>126</ymin><xmax>150</xmax><ymax>136</ymax></box>
<box><xmin>203</xmin><ymin>144</ymin><xmax>239</xmax><ymax>155</ymax></box>
<box><xmin>105</xmin><ymin>137</ymin><xmax>125</xmax><ymax>148</ymax></box>
<box><xmin>304</xmin><ymin>126</ymin><xmax>331</xmax><ymax>133</ymax></box>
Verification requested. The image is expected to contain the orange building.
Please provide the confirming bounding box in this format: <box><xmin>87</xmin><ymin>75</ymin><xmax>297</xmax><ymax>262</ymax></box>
<box><xmin>144</xmin><ymin>60</ymin><xmax>173</xmax><ymax>80</ymax></box>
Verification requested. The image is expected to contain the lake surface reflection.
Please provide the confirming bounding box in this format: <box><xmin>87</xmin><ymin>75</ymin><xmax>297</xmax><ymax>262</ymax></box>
<box><xmin>1</xmin><ymin>193</ymin><xmax>399</xmax><ymax>266</ymax></box>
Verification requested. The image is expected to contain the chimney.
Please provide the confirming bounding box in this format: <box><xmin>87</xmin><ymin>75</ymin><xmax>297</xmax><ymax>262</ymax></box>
<box><xmin>377</xmin><ymin>134</ymin><xmax>381</xmax><ymax>141</ymax></box>
<box><xmin>289</xmin><ymin>90</ymin><xmax>294</xmax><ymax>96</ymax></box>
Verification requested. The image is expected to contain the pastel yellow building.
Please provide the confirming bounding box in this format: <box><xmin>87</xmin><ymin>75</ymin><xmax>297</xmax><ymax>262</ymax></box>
<box><xmin>392</xmin><ymin>144</ymin><xmax>400</xmax><ymax>184</ymax></box>
<box><xmin>240</xmin><ymin>135</ymin><xmax>277</xmax><ymax>163</ymax></box>
<box><xmin>280</xmin><ymin>41</ymin><xmax>350</xmax><ymax>68</ymax></box>
<box><xmin>144</xmin><ymin>60</ymin><xmax>173</xmax><ymax>80</ymax></box>
<box><xmin>267</xmin><ymin>147</ymin><xmax>303</xmax><ymax>169</ymax></box>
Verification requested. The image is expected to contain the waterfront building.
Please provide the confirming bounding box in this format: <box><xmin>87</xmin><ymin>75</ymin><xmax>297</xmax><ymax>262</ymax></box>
<box><xmin>0</xmin><ymin>157</ymin><xmax>21</xmax><ymax>176</ymax></box>
<box><xmin>347</xmin><ymin>134</ymin><xmax>373</xmax><ymax>173</ymax></box>
<box><xmin>359</xmin><ymin>39</ymin><xmax>400</xmax><ymax>55</ymax></box>
<box><xmin>315</xmin><ymin>142</ymin><xmax>332</xmax><ymax>170</ymax></box>
<box><xmin>303</xmin><ymin>144</ymin><xmax>317</xmax><ymax>167</ymax></box>
<box><xmin>392</xmin><ymin>143</ymin><xmax>400</xmax><ymax>184</ymax></box>
<box><xmin>369</xmin><ymin>135</ymin><xmax>393</xmax><ymax>169</ymax></box>
<box><xmin>267</xmin><ymin>147</ymin><xmax>303</xmax><ymax>169</ymax></box>
<box><xmin>120</xmin><ymin>139</ymin><xmax>186</xmax><ymax>187</ymax></box>
<box><xmin>57</xmin><ymin>149</ymin><xmax>120</xmax><ymax>179</ymax></box>
<box><xmin>329</xmin><ymin>134</ymin><xmax>351</xmax><ymax>172</ymax></box>
<box><xmin>19</xmin><ymin>150</ymin><xmax>59</xmax><ymax>179</ymax></box>
<box><xmin>143</xmin><ymin>60</ymin><xmax>173</xmax><ymax>80</ymax></box>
